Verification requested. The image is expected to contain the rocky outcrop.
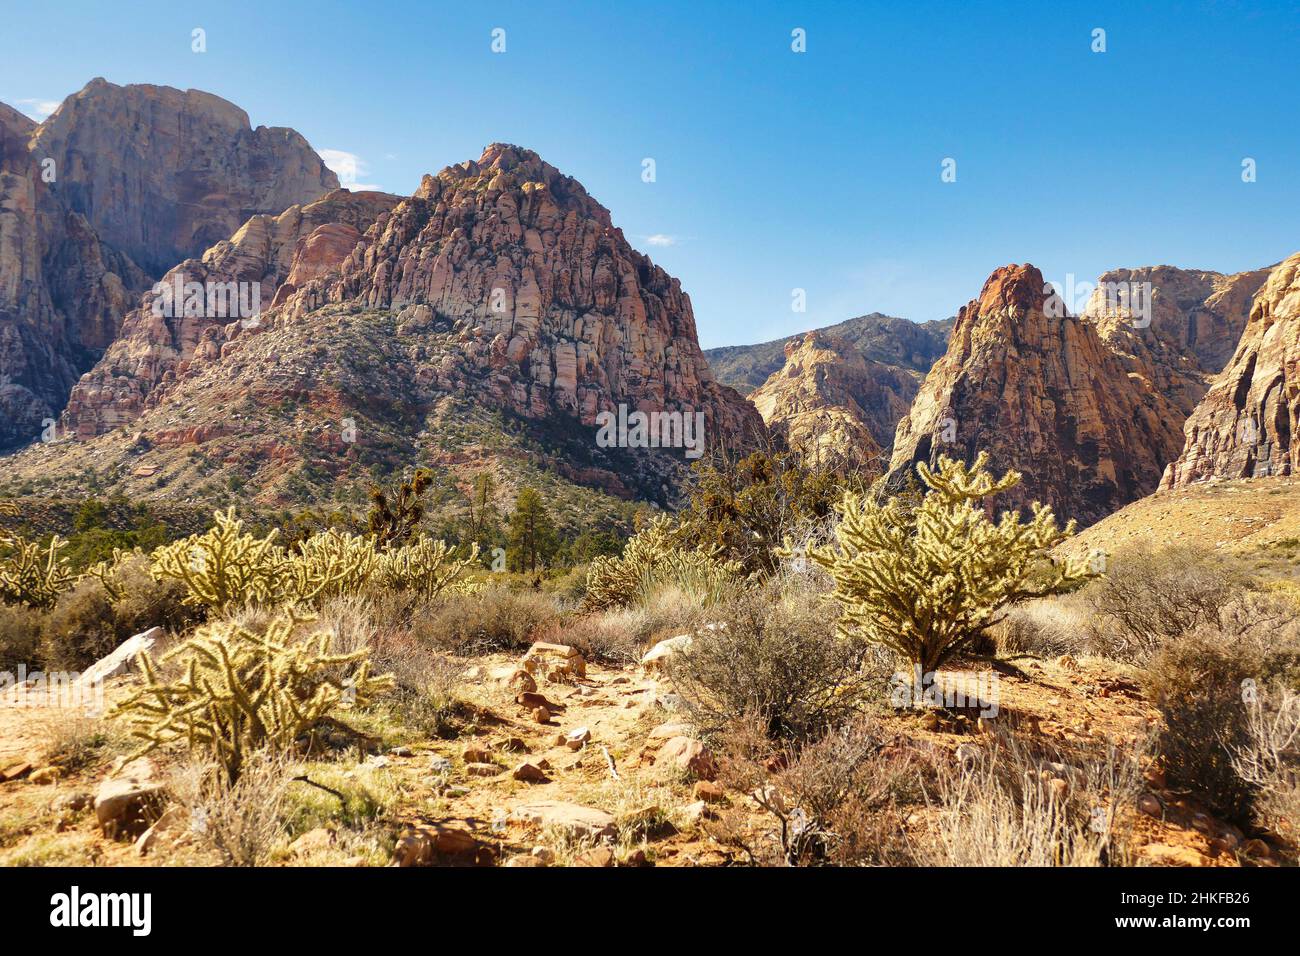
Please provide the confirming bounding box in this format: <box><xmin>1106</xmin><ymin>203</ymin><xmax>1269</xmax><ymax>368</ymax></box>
<box><xmin>1082</xmin><ymin>265</ymin><xmax>1271</xmax><ymax>417</ymax></box>
<box><xmin>30</xmin><ymin>78</ymin><xmax>338</xmax><ymax>275</ymax></box>
<box><xmin>275</xmin><ymin>143</ymin><xmax>761</xmax><ymax>443</ymax></box>
<box><xmin>1160</xmin><ymin>252</ymin><xmax>1300</xmax><ymax>487</ymax></box>
<box><xmin>749</xmin><ymin>331</ymin><xmax>918</xmax><ymax>472</ymax></box>
<box><xmin>888</xmin><ymin>264</ymin><xmax>1186</xmax><ymax>526</ymax></box>
<box><xmin>62</xmin><ymin>189</ymin><xmax>401</xmax><ymax>437</ymax></box>
<box><xmin>0</xmin><ymin>80</ymin><xmax>339</xmax><ymax>449</ymax></box>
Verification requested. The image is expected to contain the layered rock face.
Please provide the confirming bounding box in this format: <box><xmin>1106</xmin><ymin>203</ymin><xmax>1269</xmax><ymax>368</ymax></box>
<box><xmin>30</xmin><ymin>79</ymin><xmax>339</xmax><ymax>275</ymax></box>
<box><xmin>276</xmin><ymin>143</ymin><xmax>761</xmax><ymax>444</ymax></box>
<box><xmin>750</xmin><ymin>331</ymin><xmax>918</xmax><ymax>473</ymax></box>
<box><xmin>1161</xmin><ymin>251</ymin><xmax>1300</xmax><ymax>487</ymax></box>
<box><xmin>62</xmin><ymin>189</ymin><xmax>401</xmax><ymax>437</ymax></box>
<box><xmin>0</xmin><ymin>80</ymin><xmax>339</xmax><ymax>448</ymax></box>
<box><xmin>888</xmin><ymin>264</ymin><xmax>1186</xmax><ymax>525</ymax></box>
<box><xmin>1082</xmin><ymin>265</ymin><xmax>1271</xmax><ymax>417</ymax></box>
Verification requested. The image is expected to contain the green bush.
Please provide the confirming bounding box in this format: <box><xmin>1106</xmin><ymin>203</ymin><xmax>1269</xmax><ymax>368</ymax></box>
<box><xmin>0</xmin><ymin>603</ymin><xmax>43</xmax><ymax>671</ymax></box>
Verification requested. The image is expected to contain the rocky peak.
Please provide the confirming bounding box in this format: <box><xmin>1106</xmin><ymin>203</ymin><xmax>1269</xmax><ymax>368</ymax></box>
<box><xmin>1161</xmin><ymin>251</ymin><xmax>1300</xmax><ymax>487</ymax></box>
<box><xmin>749</xmin><ymin>330</ymin><xmax>917</xmax><ymax>473</ymax></box>
<box><xmin>273</xmin><ymin>144</ymin><xmax>760</xmax><ymax>445</ymax></box>
<box><xmin>888</xmin><ymin>263</ymin><xmax>1186</xmax><ymax>525</ymax></box>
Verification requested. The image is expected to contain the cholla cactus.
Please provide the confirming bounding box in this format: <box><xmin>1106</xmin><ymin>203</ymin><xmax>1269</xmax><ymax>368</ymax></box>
<box><xmin>374</xmin><ymin>535</ymin><xmax>479</xmax><ymax>598</ymax></box>
<box><xmin>82</xmin><ymin>547</ymin><xmax>144</xmax><ymax>601</ymax></box>
<box><xmin>583</xmin><ymin>516</ymin><xmax>738</xmax><ymax>610</ymax></box>
<box><xmin>110</xmin><ymin>610</ymin><xmax>394</xmax><ymax>784</ymax></box>
<box><xmin>0</xmin><ymin>533</ymin><xmax>75</xmax><ymax>609</ymax></box>
<box><xmin>808</xmin><ymin>452</ymin><xmax>1096</xmax><ymax>678</ymax></box>
<box><xmin>150</xmin><ymin>509</ymin><xmax>283</xmax><ymax>611</ymax></box>
<box><xmin>281</xmin><ymin>529</ymin><xmax>378</xmax><ymax>605</ymax></box>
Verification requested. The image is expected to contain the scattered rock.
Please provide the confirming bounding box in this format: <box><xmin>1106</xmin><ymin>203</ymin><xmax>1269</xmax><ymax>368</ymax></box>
<box><xmin>288</xmin><ymin>827</ymin><xmax>336</xmax><ymax>857</ymax></box>
<box><xmin>28</xmin><ymin>766</ymin><xmax>61</xmax><ymax>785</ymax></box>
<box><xmin>693</xmin><ymin>780</ymin><xmax>726</xmax><ymax>803</ymax></box>
<box><xmin>94</xmin><ymin>758</ymin><xmax>165</xmax><ymax>839</ymax></box>
<box><xmin>75</xmin><ymin>627</ymin><xmax>163</xmax><ymax>688</ymax></box>
<box><xmin>919</xmin><ymin>712</ymin><xmax>941</xmax><ymax>731</ymax></box>
<box><xmin>1137</xmin><ymin>794</ymin><xmax>1163</xmax><ymax>818</ymax></box>
<box><xmin>394</xmin><ymin>824</ymin><xmax>483</xmax><ymax>866</ymax></box>
<box><xmin>52</xmin><ymin>792</ymin><xmax>93</xmax><ymax>814</ymax></box>
<box><xmin>532</xmin><ymin>706</ymin><xmax>552</xmax><ymax>724</ymax></box>
<box><xmin>466</xmin><ymin>762</ymin><xmax>501</xmax><ymax>777</ymax></box>
<box><xmin>564</xmin><ymin>727</ymin><xmax>592</xmax><ymax>751</ymax></box>
<box><xmin>574</xmin><ymin>846</ymin><xmax>616</xmax><ymax>867</ymax></box>
<box><xmin>134</xmin><ymin>806</ymin><xmax>188</xmax><ymax>857</ymax></box>
<box><xmin>463</xmin><ymin>746</ymin><xmax>493</xmax><ymax>763</ymax></box>
<box><xmin>499</xmin><ymin>737</ymin><xmax>528</xmax><ymax>753</ymax></box>
<box><xmin>0</xmin><ymin>761</ymin><xmax>34</xmax><ymax>782</ymax></box>
<box><xmin>531</xmin><ymin>846</ymin><xmax>555</xmax><ymax>864</ymax></box>
<box><xmin>657</xmin><ymin>736</ymin><xmax>718</xmax><ymax>780</ymax></box>
<box><xmin>681</xmin><ymin>801</ymin><xmax>712</xmax><ymax>826</ymax></box>
<box><xmin>640</xmin><ymin>634</ymin><xmax>693</xmax><ymax>675</ymax></box>
<box><xmin>512</xmin><ymin>762</ymin><xmax>549</xmax><ymax>783</ymax></box>
<box><xmin>507</xmin><ymin>669</ymin><xmax>537</xmax><ymax>694</ymax></box>
<box><xmin>510</xmin><ymin>801</ymin><xmax>617</xmax><ymax>842</ymax></box>
<box><xmin>504</xmin><ymin>853</ymin><xmax>546</xmax><ymax>867</ymax></box>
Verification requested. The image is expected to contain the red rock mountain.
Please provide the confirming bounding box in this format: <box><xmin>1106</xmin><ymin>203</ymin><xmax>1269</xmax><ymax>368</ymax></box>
<box><xmin>888</xmin><ymin>264</ymin><xmax>1187</xmax><ymax>525</ymax></box>
<box><xmin>1161</xmin><ymin>251</ymin><xmax>1300</xmax><ymax>487</ymax></box>
<box><xmin>749</xmin><ymin>331</ymin><xmax>918</xmax><ymax>473</ymax></box>
<box><xmin>274</xmin><ymin>143</ymin><xmax>759</xmax><ymax>441</ymax></box>
<box><xmin>4</xmin><ymin>144</ymin><xmax>761</xmax><ymax>514</ymax></box>
<box><xmin>62</xmin><ymin>189</ymin><xmax>401</xmax><ymax>437</ymax></box>
<box><xmin>0</xmin><ymin>80</ymin><xmax>338</xmax><ymax>449</ymax></box>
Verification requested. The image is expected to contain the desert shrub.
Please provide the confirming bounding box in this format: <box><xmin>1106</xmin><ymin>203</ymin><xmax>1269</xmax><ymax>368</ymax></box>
<box><xmin>668</xmin><ymin>587</ymin><xmax>878</xmax><ymax>740</ymax></box>
<box><xmin>0</xmin><ymin>603</ymin><xmax>42</xmax><ymax>670</ymax></box>
<box><xmin>0</xmin><ymin>532</ymin><xmax>74</xmax><ymax>609</ymax></box>
<box><xmin>677</xmin><ymin>444</ymin><xmax>849</xmax><ymax>576</ymax></box>
<box><xmin>408</xmin><ymin>586</ymin><xmax>562</xmax><ymax>654</ymax></box>
<box><xmin>40</xmin><ymin>555</ymin><xmax>197</xmax><ymax>670</ymax></box>
<box><xmin>1083</xmin><ymin>543</ymin><xmax>1245</xmax><ymax>662</ymax></box>
<box><xmin>994</xmin><ymin>596</ymin><xmax>1090</xmax><ymax>659</ymax></box>
<box><xmin>110</xmin><ymin>610</ymin><xmax>394</xmax><ymax>784</ymax></box>
<box><xmin>582</xmin><ymin>516</ymin><xmax>739</xmax><ymax>611</ymax></box>
<box><xmin>809</xmin><ymin>452</ymin><xmax>1095</xmax><ymax>682</ymax></box>
<box><xmin>1142</xmin><ymin>593</ymin><xmax>1300</xmax><ymax>821</ymax></box>
<box><xmin>709</xmin><ymin>715</ymin><xmax>926</xmax><ymax>865</ymax></box>
<box><xmin>170</xmin><ymin>752</ymin><xmax>290</xmax><ymax>866</ymax></box>
<box><xmin>1232</xmin><ymin>683</ymin><xmax>1300</xmax><ymax>837</ymax></box>
<box><xmin>916</xmin><ymin>732</ymin><xmax>1144</xmax><ymax>867</ymax></box>
<box><xmin>567</xmin><ymin>584</ymin><xmax>711</xmax><ymax>664</ymax></box>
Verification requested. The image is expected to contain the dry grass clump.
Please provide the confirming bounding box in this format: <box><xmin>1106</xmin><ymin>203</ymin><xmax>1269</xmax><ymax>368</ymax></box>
<box><xmin>915</xmin><ymin>732</ymin><xmax>1146</xmax><ymax>867</ymax></box>
<box><xmin>169</xmin><ymin>752</ymin><xmax>291</xmax><ymax>866</ymax></box>
<box><xmin>1232</xmin><ymin>684</ymin><xmax>1300</xmax><ymax>838</ymax></box>
<box><xmin>993</xmin><ymin>596</ymin><xmax>1090</xmax><ymax>659</ymax></box>
<box><xmin>407</xmin><ymin>585</ymin><xmax>562</xmax><ymax>654</ymax></box>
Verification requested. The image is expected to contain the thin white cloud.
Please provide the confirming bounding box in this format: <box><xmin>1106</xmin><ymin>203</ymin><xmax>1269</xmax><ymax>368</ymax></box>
<box><xmin>16</xmin><ymin>98</ymin><xmax>61</xmax><ymax>121</ymax></box>
<box><xmin>642</xmin><ymin>234</ymin><xmax>680</xmax><ymax>248</ymax></box>
<box><xmin>319</xmin><ymin>148</ymin><xmax>384</xmax><ymax>192</ymax></box>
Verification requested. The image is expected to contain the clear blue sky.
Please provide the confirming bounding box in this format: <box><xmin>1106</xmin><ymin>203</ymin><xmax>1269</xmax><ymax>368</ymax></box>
<box><xmin>2</xmin><ymin>0</ymin><xmax>1297</xmax><ymax>348</ymax></box>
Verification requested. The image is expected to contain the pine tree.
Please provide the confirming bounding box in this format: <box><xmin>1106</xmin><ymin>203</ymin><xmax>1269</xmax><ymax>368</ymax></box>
<box><xmin>506</xmin><ymin>487</ymin><xmax>558</xmax><ymax>575</ymax></box>
<box><xmin>808</xmin><ymin>452</ymin><xmax>1096</xmax><ymax>683</ymax></box>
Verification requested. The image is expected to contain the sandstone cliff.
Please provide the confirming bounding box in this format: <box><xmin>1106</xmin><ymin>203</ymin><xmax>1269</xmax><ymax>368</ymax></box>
<box><xmin>749</xmin><ymin>331</ymin><xmax>918</xmax><ymax>473</ymax></box>
<box><xmin>888</xmin><ymin>264</ymin><xmax>1186</xmax><ymax>525</ymax></box>
<box><xmin>1081</xmin><ymin>264</ymin><xmax>1271</xmax><ymax>418</ymax></box>
<box><xmin>0</xmin><ymin>80</ymin><xmax>339</xmax><ymax>448</ymax></box>
<box><xmin>1160</xmin><ymin>251</ymin><xmax>1300</xmax><ymax>487</ymax></box>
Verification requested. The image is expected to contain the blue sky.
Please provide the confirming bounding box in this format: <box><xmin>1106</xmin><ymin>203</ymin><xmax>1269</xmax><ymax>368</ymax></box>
<box><xmin>2</xmin><ymin>0</ymin><xmax>1297</xmax><ymax>348</ymax></box>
